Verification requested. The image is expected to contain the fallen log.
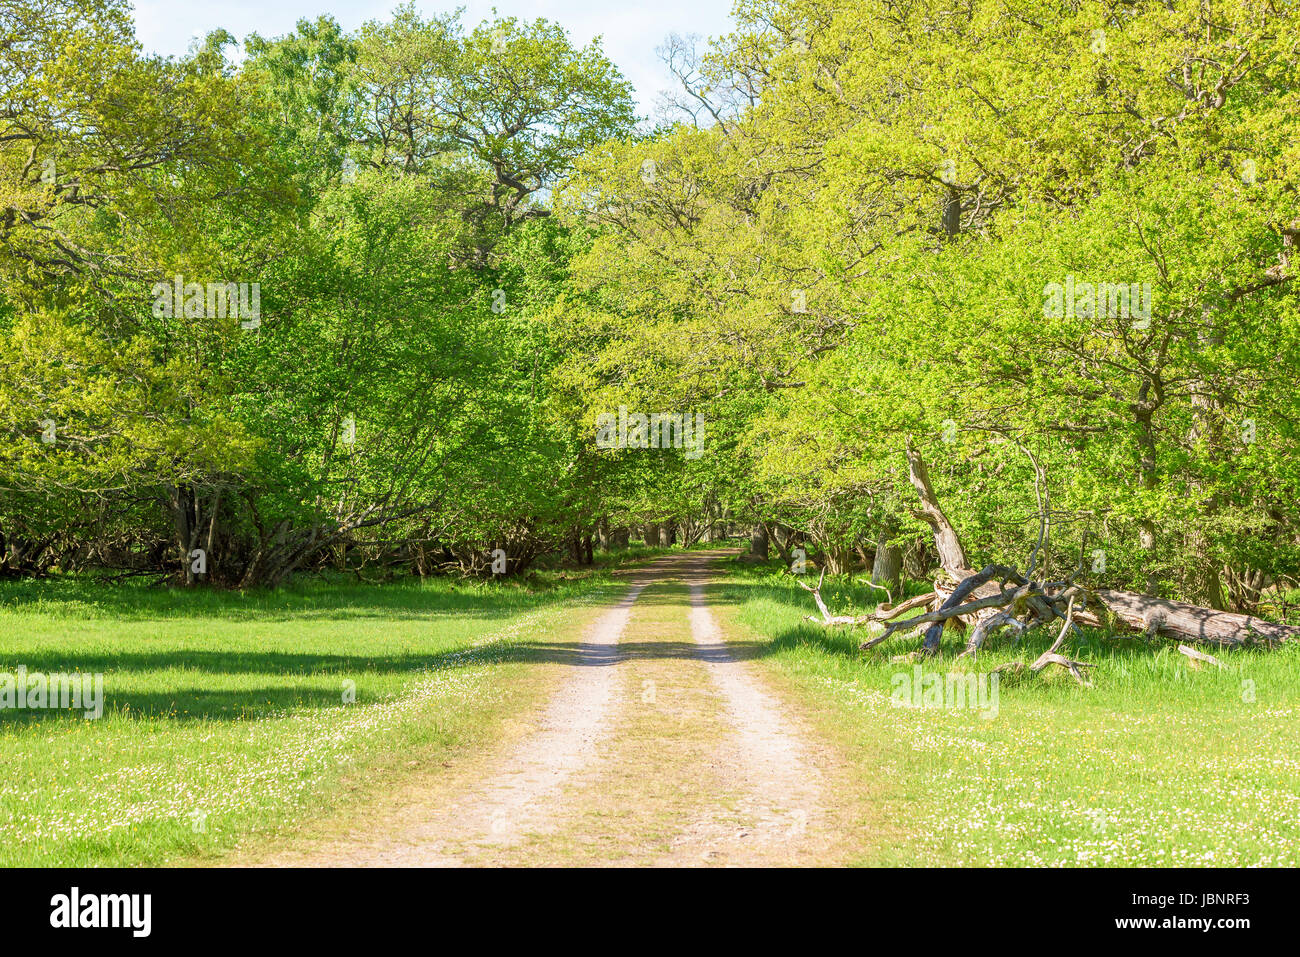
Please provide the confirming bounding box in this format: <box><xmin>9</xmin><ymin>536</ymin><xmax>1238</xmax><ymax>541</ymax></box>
<box><xmin>1092</xmin><ymin>589</ymin><xmax>1299</xmax><ymax>647</ymax></box>
<box><xmin>801</xmin><ymin>441</ymin><xmax>1300</xmax><ymax>660</ymax></box>
<box><xmin>904</xmin><ymin>439</ymin><xmax>1300</xmax><ymax>650</ymax></box>
<box><xmin>919</xmin><ymin>570</ymin><xmax>1300</xmax><ymax>649</ymax></box>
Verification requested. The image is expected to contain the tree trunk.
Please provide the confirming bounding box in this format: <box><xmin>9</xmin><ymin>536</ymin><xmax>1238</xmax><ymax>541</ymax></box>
<box><xmin>168</xmin><ymin>484</ymin><xmax>204</xmax><ymax>586</ymax></box>
<box><xmin>941</xmin><ymin>183</ymin><xmax>961</xmax><ymax>239</ymax></box>
<box><xmin>903</xmin><ymin>540</ymin><xmax>933</xmax><ymax>580</ymax></box>
<box><xmin>1134</xmin><ymin>381</ymin><xmax>1162</xmax><ymax>595</ymax></box>
<box><xmin>871</xmin><ymin>531</ymin><xmax>903</xmax><ymax>592</ymax></box>
<box><xmin>767</xmin><ymin>523</ymin><xmax>794</xmax><ymax>563</ymax></box>
<box><xmin>1091</xmin><ymin>587</ymin><xmax>1299</xmax><ymax>647</ymax></box>
<box><xmin>750</xmin><ymin>524</ymin><xmax>769</xmax><ymax>559</ymax></box>
<box><xmin>906</xmin><ymin>440</ymin><xmax>969</xmax><ymax>574</ymax></box>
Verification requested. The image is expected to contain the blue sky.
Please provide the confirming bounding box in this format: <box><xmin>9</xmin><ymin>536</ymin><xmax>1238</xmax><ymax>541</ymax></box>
<box><xmin>129</xmin><ymin>1</ymin><xmax>737</xmax><ymax>116</ymax></box>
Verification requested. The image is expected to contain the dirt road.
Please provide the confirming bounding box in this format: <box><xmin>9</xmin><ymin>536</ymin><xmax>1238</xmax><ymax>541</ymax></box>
<box><xmin>256</xmin><ymin>551</ymin><xmax>850</xmax><ymax>867</ymax></box>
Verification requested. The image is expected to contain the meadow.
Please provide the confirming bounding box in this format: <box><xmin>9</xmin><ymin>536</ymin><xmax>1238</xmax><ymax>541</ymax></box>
<box><xmin>2</xmin><ymin>545</ymin><xmax>1296</xmax><ymax>867</ymax></box>
<box><xmin>0</xmin><ymin>562</ymin><xmax>641</xmax><ymax>866</ymax></box>
<box><xmin>715</xmin><ymin>563</ymin><xmax>1300</xmax><ymax>867</ymax></box>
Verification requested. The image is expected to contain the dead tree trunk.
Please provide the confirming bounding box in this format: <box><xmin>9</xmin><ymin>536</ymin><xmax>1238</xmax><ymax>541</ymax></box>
<box><xmin>1091</xmin><ymin>588</ymin><xmax>1299</xmax><ymax>647</ymax></box>
<box><xmin>906</xmin><ymin>439</ymin><xmax>968</xmax><ymax>574</ymax></box>
<box><xmin>801</xmin><ymin>441</ymin><xmax>1300</xmax><ymax>666</ymax></box>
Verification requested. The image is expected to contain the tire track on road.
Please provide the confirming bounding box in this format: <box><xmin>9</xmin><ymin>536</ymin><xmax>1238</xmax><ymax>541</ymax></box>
<box><xmin>656</xmin><ymin>555</ymin><xmax>831</xmax><ymax>864</ymax></box>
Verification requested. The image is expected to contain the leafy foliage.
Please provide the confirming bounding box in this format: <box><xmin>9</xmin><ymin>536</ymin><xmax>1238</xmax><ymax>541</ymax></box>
<box><xmin>3</xmin><ymin>0</ymin><xmax>1300</xmax><ymax>615</ymax></box>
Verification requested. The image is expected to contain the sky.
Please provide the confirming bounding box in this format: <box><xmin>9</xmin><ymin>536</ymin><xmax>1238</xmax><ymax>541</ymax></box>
<box><xmin>129</xmin><ymin>0</ymin><xmax>737</xmax><ymax>117</ymax></box>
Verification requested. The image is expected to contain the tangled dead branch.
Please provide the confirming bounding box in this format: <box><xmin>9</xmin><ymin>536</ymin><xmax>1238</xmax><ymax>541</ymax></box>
<box><xmin>799</xmin><ymin>567</ymin><xmax>935</xmax><ymax>628</ymax></box>
<box><xmin>991</xmin><ymin>598</ymin><xmax>1096</xmax><ymax>686</ymax></box>
<box><xmin>798</xmin><ymin>440</ymin><xmax>1300</xmax><ymax>684</ymax></box>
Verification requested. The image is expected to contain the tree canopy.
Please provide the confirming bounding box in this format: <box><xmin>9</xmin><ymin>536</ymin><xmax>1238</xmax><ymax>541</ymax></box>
<box><xmin>2</xmin><ymin>0</ymin><xmax>1299</xmax><ymax>615</ymax></box>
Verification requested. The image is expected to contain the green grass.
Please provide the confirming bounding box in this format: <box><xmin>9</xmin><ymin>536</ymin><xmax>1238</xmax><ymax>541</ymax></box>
<box><xmin>10</xmin><ymin>540</ymin><xmax>1270</xmax><ymax>869</ymax></box>
<box><xmin>0</xmin><ymin>557</ymin><xmax>650</xmax><ymax>866</ymax></box>
<box><xmin>716</xmin><ymin>560</ymin><xmax>1300</xmax><ymax>867</ymax></box>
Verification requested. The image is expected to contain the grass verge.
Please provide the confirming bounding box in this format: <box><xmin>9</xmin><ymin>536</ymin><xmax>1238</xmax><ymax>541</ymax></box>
<box><xmin>0</xmin><ymin>559</ymin><xmax>648</xmax><ymax>866</ymax></box>
<box><xmin>713</xmin><ymin>560</ymin><xmax>1300</xmax><ymax>866</ymax></box>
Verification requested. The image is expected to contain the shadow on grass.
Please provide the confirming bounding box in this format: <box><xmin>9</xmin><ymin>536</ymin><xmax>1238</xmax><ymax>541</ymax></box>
<box><xmin>0</xmin><ymin>553</ymin><xmax>741</xmax><ymax>726</ymax></box>
<box><xmin>0</xmin><ymin>632</ymin><xmax>772</xmax><ymax>726</ymax></box>
<box><xmin>0</xmin><ymin>545</ymin><xmax>736</xmax><ymax>625</ymax></box>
